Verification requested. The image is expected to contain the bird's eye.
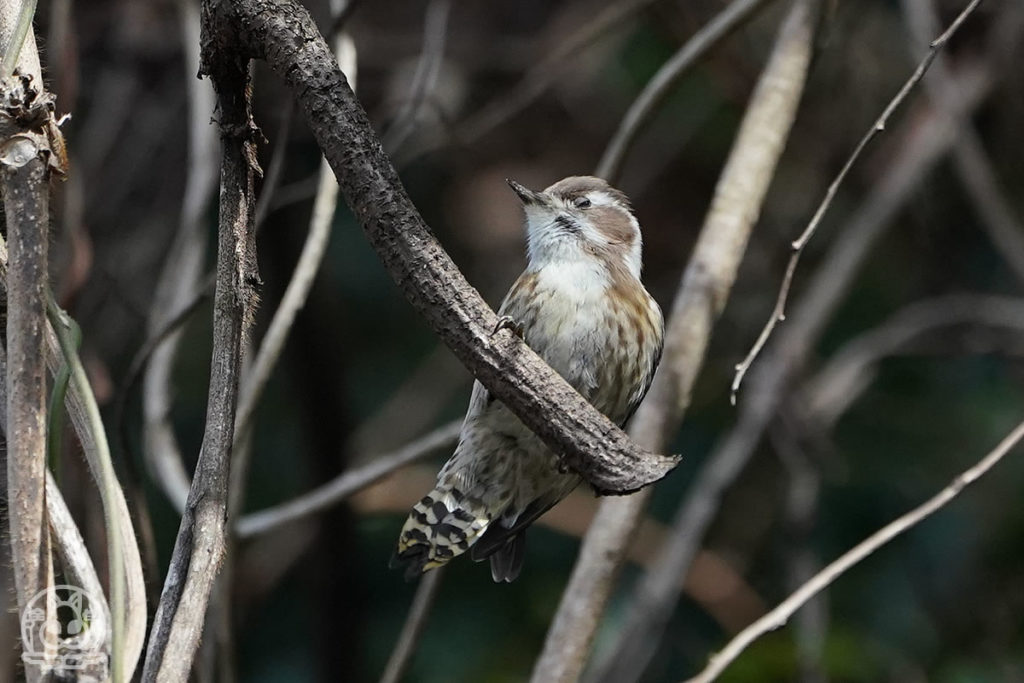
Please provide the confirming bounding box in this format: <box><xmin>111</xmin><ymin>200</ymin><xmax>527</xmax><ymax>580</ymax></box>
<box><xmin>574</xmin><ymin>197</ymin><xmax>592</xmax><ymax>209</ymax></box>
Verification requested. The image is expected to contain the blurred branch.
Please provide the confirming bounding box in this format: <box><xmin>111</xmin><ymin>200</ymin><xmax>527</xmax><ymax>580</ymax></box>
<box><xmin>566</xmin><ymin>3</ymin><xmax>819</xmax><ymax>682</ymax></box>
<box><xmin>662</xmin><ymin>63</ymin><xmax>993</xmax><ymax>681</ymax></box>
<box><xmin>378</xmin><ymin>567</ymin><xmax>446</xmax><ymax>683</ymax></box>
<box><xmin>596</xmin><ymin>0</ymin><xmax>777</xmax><ymax>181</ymax></box>
<box><xmin>802</xmin><ymin>294</ymin><xmax>1024</xmax><ymax>427</ymax></box>
<box><xmin>347</xmin><ymin>344</ymin><xmax>468</xmax><ymax>455</ymax></box>
<box><xmin>141</xmin><ymin>0</ymin><xmax>221</xmax><ymax>515</ymax></box>
<box><xmin>401</xmin><ymin>0</ymin><xmax>664</xmax><ymax>165</ymax></box>
<box><xmin>141</xmin><ymin>30</ymin><xmax>260</xmax><ymax>682</ymax></box>
<box><xmin>731</xmin><ymin>0</ymin><xmax>985</xmax><ymax>402</ymax></box>
<box><xmin>210</xmin><ymin>0</ymin><xmax>678</xmax><ymax>496</ymax></box>
<box><xmin>236</xmin><ymin>419</ymin><xmax>460</xmax><ymax>538</ymax></box>
<box><xmin>901</xmin><ymin>0</ymin><xmax>1024</xmax><ymax>287</ymax></box>
<box><xmin>686</xmin><ymin>416</ymin><xmax>1024</xmax><ymax>683</ymax></box>
<box><xmin>382</xmin><ymin>0</ymin><xmax>451</xmax><ymax>156</ymax></box>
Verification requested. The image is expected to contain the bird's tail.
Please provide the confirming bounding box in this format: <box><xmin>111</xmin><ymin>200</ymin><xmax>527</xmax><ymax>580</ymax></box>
<box><xmin>390</xmin><ymin>485</ymin><xmax>494</xmax><ymax>581</ymax></box>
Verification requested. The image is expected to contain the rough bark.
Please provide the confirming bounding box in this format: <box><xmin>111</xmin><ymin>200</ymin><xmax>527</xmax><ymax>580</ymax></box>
<box><xmin>201</xmin><ymin>0</ymin><xmax>679</xmax><ymax>495</ymax></box>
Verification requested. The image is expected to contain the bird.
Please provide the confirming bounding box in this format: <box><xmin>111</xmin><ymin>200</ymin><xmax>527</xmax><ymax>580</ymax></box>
<box><xmin>391</xmin><ymin>175</ymin><xmax>664</xmax><ymax>582</ymax></box>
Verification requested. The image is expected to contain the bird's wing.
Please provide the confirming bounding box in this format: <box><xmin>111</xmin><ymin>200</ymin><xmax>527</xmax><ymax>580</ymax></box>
<box><xmin>622</xmin><ymin>298</ymin><xmax>665</xmax><ymax>426</ymax></box>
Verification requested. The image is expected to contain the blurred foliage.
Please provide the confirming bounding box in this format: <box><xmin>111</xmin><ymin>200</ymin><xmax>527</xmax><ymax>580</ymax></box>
<box><xmin>6</xmin><ymin>0</ymin><xmax>1024</xmax><ymax>681</ymax></box>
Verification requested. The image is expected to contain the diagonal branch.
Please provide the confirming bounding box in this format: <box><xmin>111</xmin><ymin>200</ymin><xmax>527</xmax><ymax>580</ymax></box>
<box><xmin>206</xmin><ymin>0</ymin><xmax>678</xmax><ymax>495</ymax></box>
<box><xmin>686</xmin><ymin>417</ymin><xmax>1024</xmax><ymax>683</ymax></box>
<box><xmin>547</xmin><ymin>2</ymin><xmax>820</xmax><ymax>681</ymax></box>
<box><xmin>730</xmin><ymin>0</ymin><xmax>986</xmax><ymax>402</ymax></box>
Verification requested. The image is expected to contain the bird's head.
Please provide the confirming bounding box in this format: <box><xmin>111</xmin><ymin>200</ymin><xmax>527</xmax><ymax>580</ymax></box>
<box><xmin>507</xmin><ymin>175</ymin><xmax>643</xmax><ymax>279</ymax></box>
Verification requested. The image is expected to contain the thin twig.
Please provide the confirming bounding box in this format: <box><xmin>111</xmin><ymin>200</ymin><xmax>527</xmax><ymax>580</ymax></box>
<box><xmin>379</xmin><ymin>567</ymin><xmax>446</xmax><ymax>683</ymax></box>
<box><xmin>686</xmin><ymin>417</ymin><xmax>1024</xmax><ymax>683</ymax></box>
<box><xmin>595</xmin><ymin>0</ymin><xmax>776</xmax><ymax>180</ymax></box>
<box><xmin>730</xmin><ymin>0</ymin><xmax>986</xmax><ymax>403</ymax></box>
<box><xmin>576</xmin><ymin>3</ymin><xmax>820</xmax><ymax>682</ymax></box>
<box><xmin>619</xmin><ymin>63</ymin><xmax>994</xmax><ymax>683</ymax></box>
<box><xmin>237</xmin><ymin>419</ymin><xmax>460</xmax><ymax>538</ymax></box>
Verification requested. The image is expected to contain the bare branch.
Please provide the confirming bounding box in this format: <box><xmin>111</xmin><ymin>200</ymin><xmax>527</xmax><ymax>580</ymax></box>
<box><xmin>626</xmin><ymin>64</ymin><xmax>993</xmax><ymax>683</ymax></box>
<box><xmin>378</xmin><ymin>567</ymin><xmax>446</xmax><ymax>683</ymax></box>
<box><xmin>595</xmin><ymin>0</ymin><xmax>777</xmax><ymax>180</ymax></box>
<box><xmin>686</xmin><ymin>417</ymin><xmax>1024</xmax><ymax>683</ymax></box>
<box><xmin>237</xmin><ymin>419</ymin><xmax>460</xmax><ymax>539</ymax></box>
<box><xmin>730</xmin><ymin>0</ymin><xmax>986</xmax><ymax>402</ymax></box>
<box><xmin>0</xmin><ymin>64</ymin><xmax>53</xmax><ymax>683</ymax></box>
<box><xmin>141</xmin><ymin>29</ymin><xmax>260</xmax><ymax>680</ymax></box>
<box><xmin>399</xmin><ymin>0</ymin><xmax>664</xmax><ymax>166</ymax></box>
<box><xmin>209</xmin><ymin>0</ymin><xmax>677</xmax><ymax>495</ymax></box>
<box><xmin>563</xmin><ymin>3</ymin><xmax>820</xmax><ymax>681</ymax></box>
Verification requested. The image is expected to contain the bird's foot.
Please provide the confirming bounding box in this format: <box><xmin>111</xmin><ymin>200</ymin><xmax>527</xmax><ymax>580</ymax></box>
<box><xmin>492</xmin><ymin>315</ymin><xmax>525</xmax><ymax>339</ymax></box>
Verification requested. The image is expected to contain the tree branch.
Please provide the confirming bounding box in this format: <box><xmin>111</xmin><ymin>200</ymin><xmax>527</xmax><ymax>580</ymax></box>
<box><xmin>236</xmin><ymin>419</ymin><xmax>460</xmax><ymax>539</ymax></box>
<box><xmin>595</xmin><ymin>0</ymin><xmax>777</xmax><ymax>181</ymax></box>
<box><xmin>141</xmin><ymin>17</ymin><xmax>260</xmax><ymax>678</ymax></box>
<box><xmin>552</xmin><ymin>3</ymin><xmax>819</xmax><ymax>681</ymax></box>
<box><xmin>0</xmin><ymin>60</ymin><xmax>55</xmax><ymax>683</ymax></box>
<box><xmin>686</xmin><ymin>417</ymin><xmax>1024</xmax><ymax>683</ymax></box>
<box><xmin>730</xmin><ymin>0</ymin><xmax>986</xmax><ymax>402</ymax></box>
<box><xmin>641</xmin><ymin>63</ymin><xmax>993</xmax><ymax>682</ymax></box>
<box><xmin>205</xmin><ymin>0</ymin><xmax>678</xmax><ymax>495</ymax></box>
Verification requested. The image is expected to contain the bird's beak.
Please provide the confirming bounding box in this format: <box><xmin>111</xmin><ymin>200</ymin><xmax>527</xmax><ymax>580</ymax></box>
<box><xmin>506</xmin><ymin>178</ymin><xmax>547</xmax><ymax>207</ymax></box>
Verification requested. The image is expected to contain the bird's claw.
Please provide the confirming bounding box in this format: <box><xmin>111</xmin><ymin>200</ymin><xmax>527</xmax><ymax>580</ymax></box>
<box><xmin>492</xmin><ymin>315</ymin><xmax>525</xmax><ymax>339</ymax></box>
